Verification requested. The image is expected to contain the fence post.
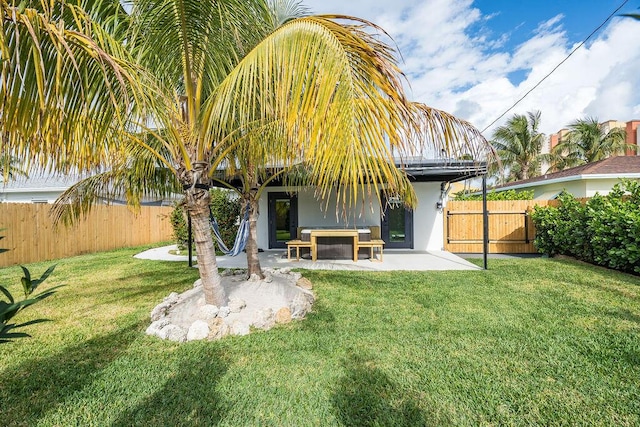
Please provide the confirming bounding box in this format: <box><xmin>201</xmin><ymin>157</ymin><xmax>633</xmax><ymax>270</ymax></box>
<box><xmin>482</xmin><ymin>175</ymin><xmax>488</xmax><ymax>270</ymax></box>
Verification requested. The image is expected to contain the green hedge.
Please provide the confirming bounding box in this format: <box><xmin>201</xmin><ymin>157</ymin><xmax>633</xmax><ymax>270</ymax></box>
<box><xmin>453</xmin><ymin>189</ymin><xmax>534</xmax><ymax>201</ymax></box>
<box><xmin>531</xmin><ymin>180</ymin><xmax>640</xmax><ymax>275</ymax></box>
<box><xmin>170</xmin><ymin>189</ymin><xmax>241</xmax><ymax>251</ymax></box>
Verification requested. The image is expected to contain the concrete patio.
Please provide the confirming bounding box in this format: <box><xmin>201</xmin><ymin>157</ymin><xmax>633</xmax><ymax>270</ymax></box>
<box><xmin>135</xmin><ymin>245</ymin><xmax>481</xmax><ymax>271</ymax></box>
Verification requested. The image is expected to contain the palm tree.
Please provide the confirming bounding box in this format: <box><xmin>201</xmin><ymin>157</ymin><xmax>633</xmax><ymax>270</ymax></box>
<box><xmin>549</xmin><ymin>118</ymin><xmax>630</xmax><ymax>167</ymax></box>
<box><xmin>490</xmin><ymin>111</ymin><xmax>545</xmax><ymax>182</ymax></box>
<box><xmin>2</xmin><ymin>0</ymin><xmax>488</xmax><ymax>305</ymax></box>
<box><xmin>621</xmin><ymin>8</ymin><xmax>640</xmax><ymax>20</ymax></box>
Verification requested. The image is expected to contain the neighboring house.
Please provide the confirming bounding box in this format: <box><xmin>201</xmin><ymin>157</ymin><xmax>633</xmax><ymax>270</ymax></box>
<box><xmin>252</xmin><ymin>159</ymin><xmax>487</xmax><ymax>252</ymax></box>
<box><xmin>492</xmin><ymin>156</ymin><xmax>640</xmax><ymax>200</ymax></box>
<box><xmin>0</xmin><ymin>173</ymin><xmax>176</xmax><ymax>205</ymax></box>
<box><xmin>0</xmin><ymin>174</ymin><xmax>78</xmax><ymax>203</ymax></box>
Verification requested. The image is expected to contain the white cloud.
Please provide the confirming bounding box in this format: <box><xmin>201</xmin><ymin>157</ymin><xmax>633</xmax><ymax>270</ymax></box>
<box><xmin>304</xmin><ymin>1</ymin><xmax>640</xmax><ymax>137</ymax></box>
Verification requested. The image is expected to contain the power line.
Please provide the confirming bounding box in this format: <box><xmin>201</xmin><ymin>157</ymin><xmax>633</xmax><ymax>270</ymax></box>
<box><xmin>480</xmin><ymin>0</ymin><xmax>631</xmax><ymax>134</ymax></box>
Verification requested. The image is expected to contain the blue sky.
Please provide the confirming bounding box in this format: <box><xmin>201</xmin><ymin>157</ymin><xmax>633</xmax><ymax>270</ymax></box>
<box><xmin>473</xmin><ymin>0</ymin><xmax>631</xmax><ymax>46</ymax></box>
<box><xmin>304</xmin><ymin>0</ymin><xmax>640</xmax><ymax>136</ymax></box>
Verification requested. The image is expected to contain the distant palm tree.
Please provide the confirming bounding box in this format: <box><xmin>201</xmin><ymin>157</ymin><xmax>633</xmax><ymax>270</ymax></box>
<box><xmin>621</xmin><ymin>8</ymin><xmax>640</xmax><ymax>20</ymax></box>
<box><xmin>549</xmin><ymin>118</ymin><xmax>630</xmax><ymax>168</ymax></box>
<box><xmin>542</xmin><ymin>150</ymin><xmax>581</xmax><ymax>174</ymax></box>
<box><xmin>491</xmin><ymin>111</ymin><xmax>545</xmax><ymax>182</ymax></box>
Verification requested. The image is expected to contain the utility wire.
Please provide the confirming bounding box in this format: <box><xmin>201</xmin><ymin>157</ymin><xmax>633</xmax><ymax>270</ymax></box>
<box><xmin>480</xmin><ymin>0</ymin><xmax>630</xmax><ymax>134</ymax></box>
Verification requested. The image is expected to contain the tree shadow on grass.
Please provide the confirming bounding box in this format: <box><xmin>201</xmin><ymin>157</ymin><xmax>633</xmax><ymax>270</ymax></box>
<box><xmin>85</xmin><ymin>279</ymin><xmax>194</xmax><ymax>311</ymax></box>
<box><xmin>79</xmin><ymin>267</ymin><xmax>198</xmax><ymax>312</ymax></box>
<box><xmin>110</xmin><ymin>345</ymin><xmax>229</xmax><ymax>426</ymax></box>
<box><xmin>332</xmin><ymin>352</ymin><xmax>428</xmax><ymax>427</ymax></box>
<box><xmin>0</xmin><ymin>323</ymin><xmax>142</xmax><ymax>426</ymax></box>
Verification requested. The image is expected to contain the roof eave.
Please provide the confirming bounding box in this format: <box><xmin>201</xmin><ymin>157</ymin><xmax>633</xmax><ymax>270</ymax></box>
<box><xmin>496</xmin><ymin>173</ymin><xmax>640</xmax><ymax>190</ymax></box>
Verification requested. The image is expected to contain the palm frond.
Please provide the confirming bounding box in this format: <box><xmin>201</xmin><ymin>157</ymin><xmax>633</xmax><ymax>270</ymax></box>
<box><xmin>1</xmin><ymin>1</ymin><xmax>146</xmax><ymax>172</ymax></box>
<box><xmin>202</xmin><ymin>15</ymin><xmax>419</xmax><ymax>210</ymax></box>
<box><xmin>408</xmin><ymin>102</ymin><xmax>493</xmax><ymax>161</ymax></box>
<box><xmin>50</xmin><ymin>157</ymin><xmax>180</xmax><ymax>225</ymax></box>
<box><xmin>490</xmin><ymin>111</ymin><xmax>544</xmax><ymax>180</ymax></box>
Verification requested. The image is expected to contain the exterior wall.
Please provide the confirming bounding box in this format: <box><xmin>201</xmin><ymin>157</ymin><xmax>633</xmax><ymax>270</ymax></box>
<box><xmin>258</xmin><ymin>182</ymin><xmax>443</xmax><ymax>251</ymax></box>
<box><xmin>296</xmin><ymin>186</ymin><xmax>380</xmax><ymax>228</ymax></box>
<box><xmin>0</xmin><ymin>189</ymin><xmax>66</xmax><ymax>203</ymax></box>
<box><xmin>584</xmin><ymin>178</ymin><xmax>631</xmax><ymax>197</ymax></box>
<box><xmin>533</xmin><ymin>181</ymin><xmax>586</xmax><ymax>199</ymax></box>
<box><xmin>257</xmin><ymin>189</ymin><xmax>271</xmax><ymax>249</ymax></box>
<box><xmin>0</xmin><ymin>172</ymin><xmax>80</xmax><ymax>203</ymax></box>
<box><xmin>547</xmin><ymin>128</ymin><xmax>569</xmax><ymax>152</ymax></box>
<box><xmin>547</xmin><ymin>133</ymin><xmax>559</xmax><ymax>152</ymax></box>
<box><xmin>526</xmin><ymin>178</ymin><xmax>633</xmax><ymax>199</ymax></box>
<box><xmin>544</xmin><ymin>129</ymin><xmax>568</xmax><ymax>173</ymax></box>
<box><xmin>601</xmin><ymin>120</ymin><xmax>626</xmax><ymax>134</ymax></box>
<box><xmin>413</xmin><ymin>182</ymin><xmax>444</xmax><ymax>251</ymax></box>
<box><xmin>257</xmin><ymin>186</ymin><xmax>381</xmax><ymax>249</ymax></box>
<box><xmin>626</xmin><ymin>120</ymin><xmax>640</xmax><ymax>155</ymax></box>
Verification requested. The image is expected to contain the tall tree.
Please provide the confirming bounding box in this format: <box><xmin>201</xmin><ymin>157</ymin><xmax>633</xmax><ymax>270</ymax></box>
<box><xmin>549</xmin><ymin>118</ymin><xmax>630</xmax><ymax>167</ymax></box>
<box><xmin>621</xmin><ymin>8</ymin><xmax>640</xmax><ymax>20</ymax></box>
<box><xmin>491</xmin><ymin>111</ymin><xmax>545</xmax><ymax>182</ymax></box>
<box><xmin>2</xmin><ymin>0</ymin><xmax>488</xmax><ymax>305</ymax></box>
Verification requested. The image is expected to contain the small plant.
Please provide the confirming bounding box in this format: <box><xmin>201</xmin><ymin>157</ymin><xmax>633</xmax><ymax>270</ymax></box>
<box><xmin>1</xmin><ymin>230</ymin><xmax>63</xmax><ymax>342</ymax></box>
<box><xmin>0</xmin><ymin>265</ymin><xmax>63</xmax><ymax>343</ymax></box>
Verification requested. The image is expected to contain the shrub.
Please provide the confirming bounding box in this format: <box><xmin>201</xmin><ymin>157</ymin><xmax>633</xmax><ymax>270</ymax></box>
<box><xmin>531</xmin><ymin>180</ymin><xmax>640</xmax><ymax>274</ymax></box>
<box><xmin>453</xmin><ymin>189</ymin><xmax>534</xmax><ymax>201</ymax></box>
<box><xmin>170</xmin><ymin>189</ymin><xmax>241</xmax><ymax>251</ymax></box>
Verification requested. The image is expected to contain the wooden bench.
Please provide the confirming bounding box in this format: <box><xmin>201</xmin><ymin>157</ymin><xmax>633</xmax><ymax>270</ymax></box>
<box><xmin>285</xmin><ymin>239</ymin><xmax>314</xmax><ymax>261</ymax></box>
<box><xmin>357</xmin><ymin>239</ymin><xmax>385</xmax><ymax>262</ymax></box>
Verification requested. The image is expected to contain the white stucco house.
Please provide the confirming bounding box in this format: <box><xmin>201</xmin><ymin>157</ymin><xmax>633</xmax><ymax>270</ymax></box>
<box><xmin>492</xmin><ymin>156</ymin><xmax>640</xmax><ymax>200</ymax></box>
<box><xmin>244</xmin><ymin>159</ymin><xmax>487</xmax><ymax>252</ymax></box>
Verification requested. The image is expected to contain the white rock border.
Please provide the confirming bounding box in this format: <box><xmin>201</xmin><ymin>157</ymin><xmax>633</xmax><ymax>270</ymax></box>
<box><xmin>146</xmin><ymin>268</ymin><xmax>314</xmax><ymax>342</ymax></box>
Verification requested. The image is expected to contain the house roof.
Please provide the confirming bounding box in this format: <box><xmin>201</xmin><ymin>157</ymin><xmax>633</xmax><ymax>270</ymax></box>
<box><xmin>403</xmin><ymin>159</ymin><xmax>487</xmax><ymax>183</ymax></box>
<box><xmin>1</xmin><ymin>173</ymin><xmax>82</xmax><ymax>193</ymax></box>
<box><xmin>495</xmin><ymin>156</ymin><xmax>640</xmax><ymax>191</ymax></box>
<box><xmin>1</xmin><ymin>172</ymin><xmax>178</xmax><ymax>205</ymax></box>
<box><xmin>215</xmin><ymin>158</ymin><xmax>488</xmax><ymax>188</ymax></box>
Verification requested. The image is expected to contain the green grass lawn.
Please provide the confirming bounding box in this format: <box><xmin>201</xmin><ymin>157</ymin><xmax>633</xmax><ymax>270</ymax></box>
<box><xmin>1</xmin><ymin>247</ymin><xmax>639</xmax><ymax>426</ymax></box>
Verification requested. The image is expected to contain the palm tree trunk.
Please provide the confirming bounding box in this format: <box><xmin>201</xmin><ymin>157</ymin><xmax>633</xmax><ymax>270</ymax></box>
<box><xmin>244</xmin><ymin>195</ymin><xmax>264</xmax><ymax>279</ymax></box>
<box><xmin>185</xmin><ymin>187</ymin><xmax>227</xmax><ymax>307</ymax></box>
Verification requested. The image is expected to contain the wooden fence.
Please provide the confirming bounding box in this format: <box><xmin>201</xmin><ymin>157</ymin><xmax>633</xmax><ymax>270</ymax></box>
<box><xmin>0</xmin><ymin>203</ymin><xmax>174</xmax><ymax>267</ymax></box>
<box><xmin>444</xmin><ymin>200</ymin><xmax>558</xmax><ymax>253</ymax></box>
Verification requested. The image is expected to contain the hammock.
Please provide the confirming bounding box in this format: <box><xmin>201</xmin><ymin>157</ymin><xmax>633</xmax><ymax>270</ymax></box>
<box><xmin>209</xmin><ymin>206</ymin><xmax>250</xmax><ymax>256</ymax></box>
